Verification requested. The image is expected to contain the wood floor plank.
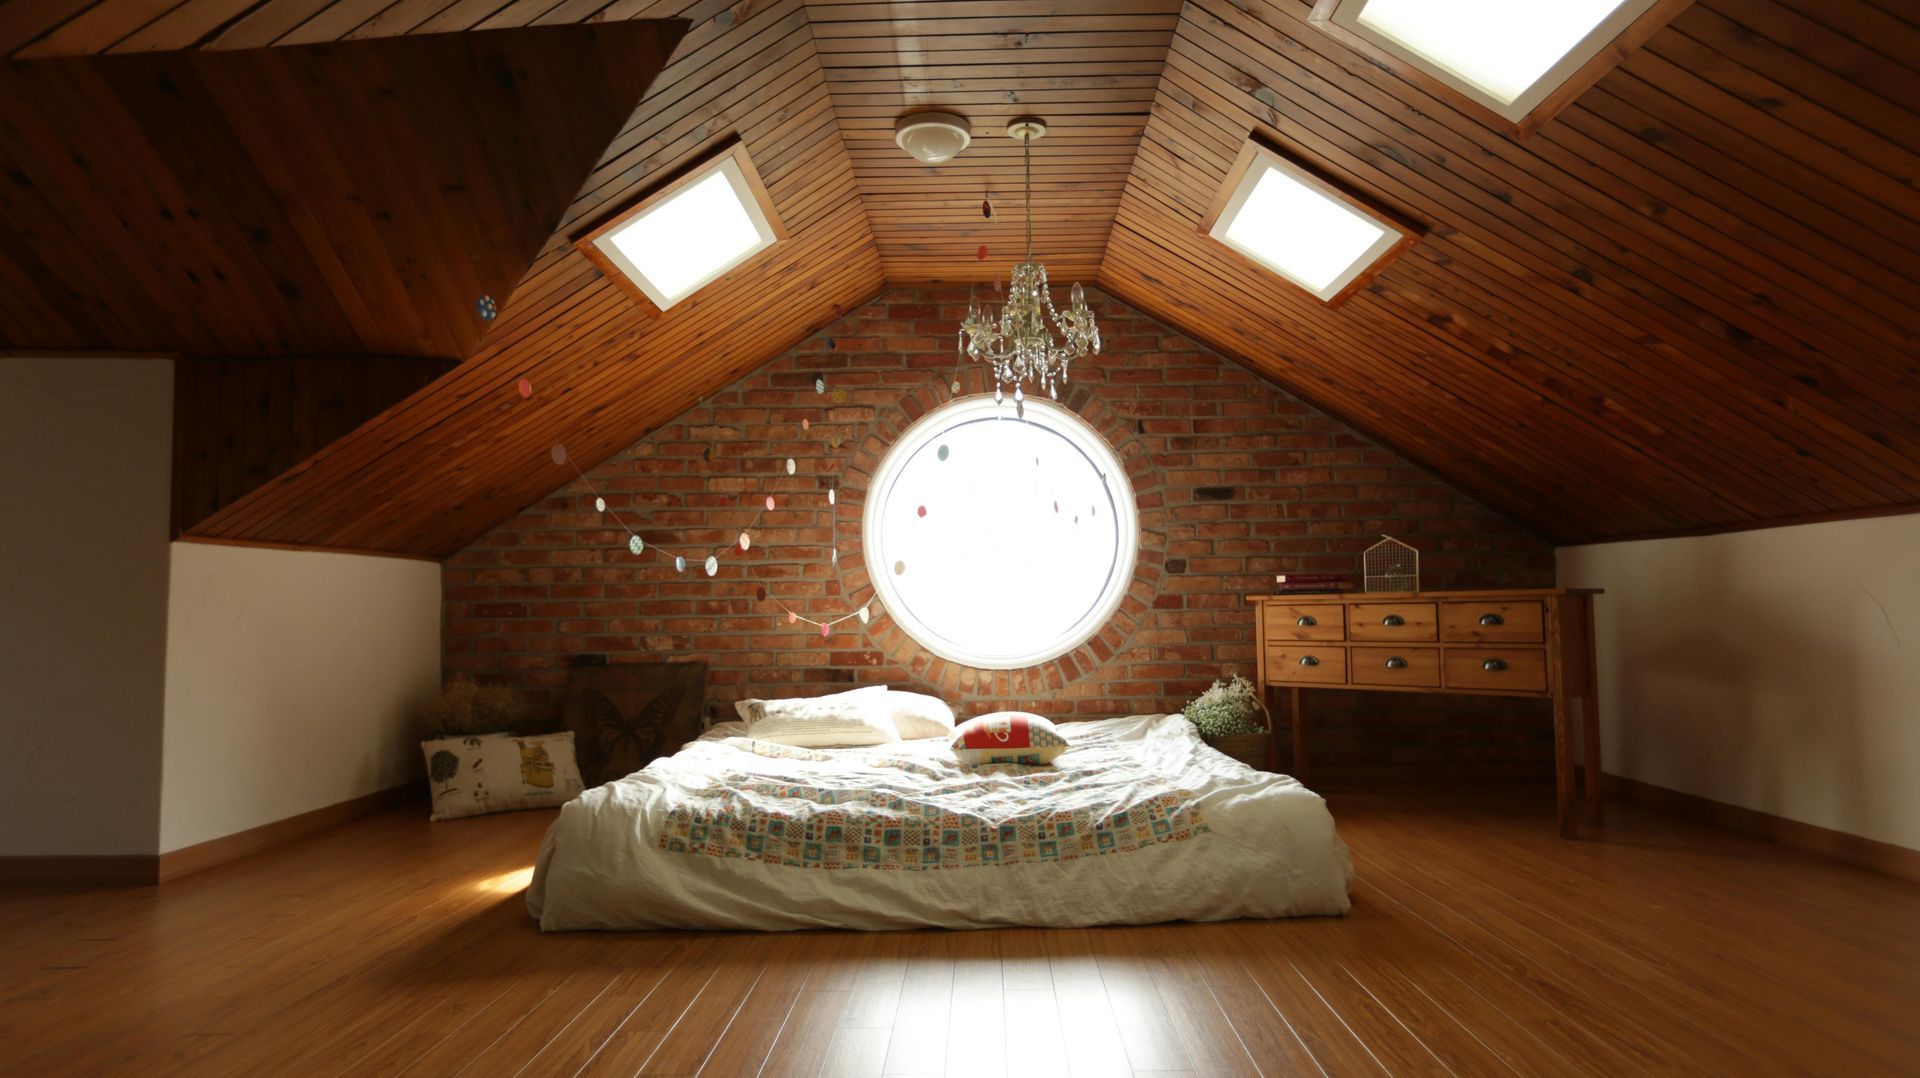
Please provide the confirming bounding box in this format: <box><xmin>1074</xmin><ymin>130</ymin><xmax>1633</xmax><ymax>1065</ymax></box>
<box><xmin>1</xmin><ymin>789</ymin><xmax>1916</xmax><ymax>1077</ymax></box>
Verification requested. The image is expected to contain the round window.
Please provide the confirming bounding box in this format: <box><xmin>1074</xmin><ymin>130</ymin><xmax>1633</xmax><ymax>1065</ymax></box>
<box><xmin>863</xmin><ymin>395</ymin><xmax>1138</xmax><ymax>670</ymax></box>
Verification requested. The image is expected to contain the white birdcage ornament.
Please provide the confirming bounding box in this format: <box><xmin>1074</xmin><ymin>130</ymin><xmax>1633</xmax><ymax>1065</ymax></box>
<box><xmin>1363</xmin><ymin>535</ymin><xmax>1420</xmax><ymax>593</ymax></box>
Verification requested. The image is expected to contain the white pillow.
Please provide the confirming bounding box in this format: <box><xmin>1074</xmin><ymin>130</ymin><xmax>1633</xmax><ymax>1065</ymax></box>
<box><xmin>733</xmin><ymin>686</ymin><xmax>897</xmax><ymax>747</ymax></box>
<box><xmin>881</xmin><ymin>690</ymin><xmax>956</xmax><ymax>740</ymax></box>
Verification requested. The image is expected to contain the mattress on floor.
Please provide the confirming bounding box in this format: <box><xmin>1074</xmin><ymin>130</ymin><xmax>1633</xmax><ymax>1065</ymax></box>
<box><xmin>527</xmin><ymin>712</ymin><xmax>1352</xmax><ymax>931</ymax></box>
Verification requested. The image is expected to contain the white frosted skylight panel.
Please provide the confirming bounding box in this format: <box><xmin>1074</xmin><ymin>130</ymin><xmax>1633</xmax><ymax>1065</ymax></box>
<box><xmin>1209</xmin><ymin>155</ymin><xmax>1406</xmax><ymax>302</ymax></box>
<box><xmin>1355</xmin><ymin>0</ymin><xmax>1632</xmax><ymax>106</ymax></box>
<box><xmin>590</xmin><ymin>157</ymin><xmax>776</xmax><ymax>310</ymax></box>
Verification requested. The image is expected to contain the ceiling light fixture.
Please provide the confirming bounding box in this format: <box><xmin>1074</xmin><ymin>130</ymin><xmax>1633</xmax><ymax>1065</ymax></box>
<box><xmin>894</xmin><ymin>112</ymin><xmax>972</xmax><ymax>164</ymax></box>
<box><xmin>959</xmin><ymin>119</ymin><xmax>1099</xmax><ymax>415</ymax></box>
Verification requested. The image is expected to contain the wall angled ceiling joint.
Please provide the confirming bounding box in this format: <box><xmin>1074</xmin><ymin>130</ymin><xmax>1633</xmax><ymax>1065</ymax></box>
<box><xmin>0</xmin><ymin>20</ymin><xmax>689</xmax><ymax>359</ymax></box>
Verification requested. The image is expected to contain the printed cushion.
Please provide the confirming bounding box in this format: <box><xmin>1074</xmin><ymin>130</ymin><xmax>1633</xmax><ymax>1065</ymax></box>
<box><xmin>881</xmin><ymin>690</ymin><xmax>957</xmax><ymax>740</ymax></box>
<box><xmin>732</xmin><ymin>685</ymin><xmax>898</xmax><ymax>747</ymax></box>
<box><xmin>949</xmin><ymin>712</ymin><xmax>1069</xmax><ymax>766</ymax></box>
<box><xmin>422</xmin><ymin>731</ymin><xmax>585</xmax><ymax>821</ymax></box>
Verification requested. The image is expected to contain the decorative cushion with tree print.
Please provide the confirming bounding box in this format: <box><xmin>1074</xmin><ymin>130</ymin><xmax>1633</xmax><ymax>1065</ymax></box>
<box><xmin>419</xmin><ymin>731</ymin><xmax>585</xmax><ymax>820</ymax></box>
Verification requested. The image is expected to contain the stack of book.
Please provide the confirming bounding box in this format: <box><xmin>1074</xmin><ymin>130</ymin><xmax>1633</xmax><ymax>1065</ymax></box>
<box><xmin>1273</xmin><ymin>573</ymin><xmax>1355</xmax><ymax>594</ymax></box>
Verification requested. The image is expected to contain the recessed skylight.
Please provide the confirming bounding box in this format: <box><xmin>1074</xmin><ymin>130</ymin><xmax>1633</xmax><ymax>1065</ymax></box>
<box><xmin>1205</xmin><ymin>146</ymin><xmax>1413</xmax><ymax>305</ymax></box>
<box><xmin>1313</xmin><ymin>0</ymin><xmax>1667</xmax><ymax>131</ymax></box>
<box><xmin>574</xmin><ymin>142</ymin><xmax>782</xmax><ymax>312</ymax></box>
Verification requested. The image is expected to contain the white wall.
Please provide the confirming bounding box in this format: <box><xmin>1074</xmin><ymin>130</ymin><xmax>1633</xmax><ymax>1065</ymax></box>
<box><xmin>0</xmin><ymin>357</ymin><xmax>174</xmax><ymax>856</ymax></box>
<box><xmin>1558</xmin><ymin>513</ymin><xmax>1920</xmax><ymax>853</ymax></box>
<box><xmin>161</xmin><ymin>542</ymin><xmax>441</xmax><ymax>853</ymax></box>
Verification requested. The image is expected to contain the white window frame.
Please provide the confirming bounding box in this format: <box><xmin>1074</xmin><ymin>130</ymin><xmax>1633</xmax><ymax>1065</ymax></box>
<box><xmin>862</xmin><ymin>395</ymin><xmax>1139</xmax><ymax>671</ymax></box>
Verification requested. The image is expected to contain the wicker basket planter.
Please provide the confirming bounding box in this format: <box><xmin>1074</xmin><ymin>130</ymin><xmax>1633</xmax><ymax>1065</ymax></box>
<box><xmin>1202</xmin><ymin>731</ymin><xmax>1271</xmax><ymax>770</ymax></box>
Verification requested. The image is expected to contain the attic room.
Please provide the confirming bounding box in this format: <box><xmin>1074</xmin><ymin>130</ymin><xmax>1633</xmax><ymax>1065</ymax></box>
<box><xmin>1</xmin><ymin>0</ymin><xmax>1915</xmax><ymax>1072</ymax></box>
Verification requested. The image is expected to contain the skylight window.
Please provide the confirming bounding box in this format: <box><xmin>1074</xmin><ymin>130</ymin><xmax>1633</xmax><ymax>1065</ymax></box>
<box><xmin>1204</xmin><ymin>143</ymin><xmax>1415</xmax><ymax>306</ymax></box>
<box><xmin>573</xmin><ymin>141</ymin><xmax>783</xmax><ymax>312</ymax></box>
<box><xmin>1311</xmin><ymin>0</ymin><xmax>1677</xmax><ymax>136</ymax></box>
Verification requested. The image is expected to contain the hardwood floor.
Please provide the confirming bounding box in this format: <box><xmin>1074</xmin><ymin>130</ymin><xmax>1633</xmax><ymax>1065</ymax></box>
<box><xmin>3</xmin><ymin>786</ymin><xmax>1916</xmax><ymax>1076</ymax></box>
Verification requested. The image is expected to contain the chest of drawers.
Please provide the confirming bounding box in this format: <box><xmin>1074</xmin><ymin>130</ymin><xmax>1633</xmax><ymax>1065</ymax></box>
<box><xmin>1250</xmin><ymin>589</ymin><xmax>1602</xmax><ymax>837</ymax></box>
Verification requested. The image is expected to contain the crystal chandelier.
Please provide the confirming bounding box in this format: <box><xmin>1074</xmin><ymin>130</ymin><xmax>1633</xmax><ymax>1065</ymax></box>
<box><xmin>960</xmin><ymin>119</ymin><xmax>1099</xmax><ymax>414</ymax></box>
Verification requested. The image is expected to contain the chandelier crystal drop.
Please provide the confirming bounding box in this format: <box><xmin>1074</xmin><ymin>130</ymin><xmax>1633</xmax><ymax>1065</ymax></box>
<box><xmin>960</xmin><ymin>119</ymin><xmax>1099</xmax><ymax>406</ymax></box>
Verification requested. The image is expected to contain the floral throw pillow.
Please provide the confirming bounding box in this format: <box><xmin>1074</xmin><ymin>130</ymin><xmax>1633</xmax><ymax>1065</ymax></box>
<box><xmin>421</xmin><ymin>731</ymin><xmax>585</xmax><ymax>821</ymax></box>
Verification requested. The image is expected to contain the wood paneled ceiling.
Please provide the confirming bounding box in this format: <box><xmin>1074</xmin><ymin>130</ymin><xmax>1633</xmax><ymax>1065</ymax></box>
<box><xmin>2</xmin><ymin>0</ymin><xmax>1915</xmax><ymax>555</ymax></box>
<box><xmin>0</xmin><ymin>22</ymin><xmax>683</xmax><ymax>358</ymax></box>
<box><xmin>806</xmin><ymin>1</ymin><xmax>1183</xmax><ymax>285</ymax></box>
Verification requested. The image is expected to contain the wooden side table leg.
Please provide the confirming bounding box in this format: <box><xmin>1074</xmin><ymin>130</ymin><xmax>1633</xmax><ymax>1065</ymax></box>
<box><xmin>1552</xmin><ymin>688</ymin><xmax>1576</xmax><ymax>839</ymax></box>
<box><xmin>1582</xmin><ymin>597</ymin><xmax>1604</xmax><ymax>827</ymax></box>
<box><xmin>1548</xmin><ymin>597</ymin><xmax>1577</xmax><ymax>839</ymax></box>
<box><xmin>1291</xmin><ymin>686</ymin><xmax>1308</xmax><ymax>783</ymax></box>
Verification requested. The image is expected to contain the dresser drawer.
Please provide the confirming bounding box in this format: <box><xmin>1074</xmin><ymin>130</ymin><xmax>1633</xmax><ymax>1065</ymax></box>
<box><xmin>1265</xmin><ymin>645</ymin><xmax>1348</xmax><ymax>685</ymax></box>
<box><xmin>1443</xmin><ymin>648</ymin><xmax>1548</xmax><ymax>693</ymax></box>
<box><xmin>1349</xmin><ymin>646</ymin><xmax>1441</xmax><ymax>688</ymax></box>
<box><xmin>1347</xmin><ymin>601</ymin><xmax>1438</xmax><ymax>642</ymax></box>
<box><xmin>1441</xmin><ymin>600</ymin><xmax>1543</xmax><ymax>643</ymax></box>
<box><xmin>1263</xmin><ymin>603</ymin><xmax>1347</xmax><ymax>641</ymax></box>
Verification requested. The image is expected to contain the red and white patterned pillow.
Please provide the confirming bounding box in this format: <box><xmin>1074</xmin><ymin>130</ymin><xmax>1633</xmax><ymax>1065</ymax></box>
<box><xmin>949</xmin><ymin>712</ymin><xmax>1069</xmax><ymax>766</ymax></box>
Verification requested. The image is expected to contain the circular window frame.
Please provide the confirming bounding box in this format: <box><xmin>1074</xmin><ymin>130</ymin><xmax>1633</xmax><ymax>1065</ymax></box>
<box><xmin>862</xmin><ymin>394</ymin><xmax>1139</xmax><ymax>671</ymax></box>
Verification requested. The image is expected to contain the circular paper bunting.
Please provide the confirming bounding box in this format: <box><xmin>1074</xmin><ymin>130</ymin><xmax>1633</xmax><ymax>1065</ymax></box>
<box><xmin>893</xmin><ymin>560</ymin><xmax>906</xmax><ymax>576</ymax></box>
<box><xmin>820</xmin><ymin>623</ymin><xmax>831</xmax><ymax>639</ymax></box>
<box><xmin>628</xmin><ymin>535</ymin><xmax>644</xmax><ymax>556</ymax></box>
<box><xmin>828</xmin><ymin>488</ymin><xmax>837</xmax><ymax>506</ymax></box>
<box><xmin>549</xmin><ymin>444</ymin><xmax>568</xmax><ymax>465</ymax></box>
<box><xmin>756</xmin><ymin>586</ymin><xmax>768</xmax><ymax>601</ymax></box>
<box><xmin>785</xmin><ymin>458</ymin><xmax>796</xmax><ymax>476</ymax></box>
<box><xmin>831</xmin><ymin>548</ymin><xmax>839</xmax><ymax>565</ymax></box>
<box><xmin>739</xmin><ymin>532</ymin><xmax>751</xmax><ymax>551</ymax></box>
<box><xmin>765</xmin><ymin>495</ymin><xmax>776</xmax><ymax>511</ymax></box>
<box><xmin>594</xmin><ymin>496</ymin><xmax>606</xmax><ymax>512</ymax></box>
<box><xmin>674</xmin><ymin>556</ymin><xmax>687</xmax><ymax>573</ymax></box>
<box><xmin>476</xmin><ymin>295</ymin><xmax>497</xmax><ymax>320</ymax></box>
<box><xmin>977</xmin><ymin>244</ymin><xmax>988</xmax><ymax>261</ymax></box>
<box><xmin>516</xmin><ymin>378</ymin><xmax>533</xmax><ymax>399</ymax></box>
<box><xmin>788</xmin><ymin>611</ymin><xmax>798</xmax><ymax>624</ymax></box>
<box><xmin>937</xmin><ymin>445</ymin><xmax>949</xmax><ymax>461</ymax></box>
<box><xmin>704</xmin><ymin>555</ymin><xmax>718</xmax><ymax>577</ymax></box>
<box><xmin>916</xmin><ymin>505</ymin><xmax>927</xmax><ymax>518</ymax></box>
<box><xmin>802</xmin><ymin>418</ymin><xmax>810</xmax><ymax>430</ymax></box>
<box><xmin>950</xmin><ymin>380</ymin><xmax>961</xmax><ymax>393</ymax></box>
<box><xmin>858</xmin><ymin>605</ymin><xmax>870</xmax><ymax>625</ymax></box>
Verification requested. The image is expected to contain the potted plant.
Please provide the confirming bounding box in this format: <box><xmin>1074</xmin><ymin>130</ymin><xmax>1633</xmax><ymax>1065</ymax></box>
<box><xmin>1182</xmin><ymin>674</ymin><xmax>1271</xmax><ymax>769</ymax></box>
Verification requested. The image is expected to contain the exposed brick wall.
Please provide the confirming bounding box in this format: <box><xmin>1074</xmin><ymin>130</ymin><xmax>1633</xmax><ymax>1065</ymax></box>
<box><xmin>445</xmin><ymin>288</ymin><xmax>1558</xmax><ymax>777</ymax></box>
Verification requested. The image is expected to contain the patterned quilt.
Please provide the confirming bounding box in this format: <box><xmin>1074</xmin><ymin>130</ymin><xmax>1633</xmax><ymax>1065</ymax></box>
<box><xmin>657</xmin><ymin>736</ymin><xmax>1209</xmax><ymax>871</ymax></box>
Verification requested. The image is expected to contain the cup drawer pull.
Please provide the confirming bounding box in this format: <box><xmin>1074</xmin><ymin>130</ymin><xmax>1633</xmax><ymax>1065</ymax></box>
<box><xmin>1479</xmin><ymin>612</ymin><xmax>1504</xmax><ymax>626</ymax></box>
<box><xmin>1482</xmin><ymin>658</ymin><xmax>1508</xmax><ymax>672</ymax></box>
<box><xmin>1385</xmin><ymin>657</ymin><xmax>1408</xmax><ymax>669</ymax></box>
<box><xmin>1296</xmin><ymin>615</ymin><xmax>1317</xmax><ymax>627</ymax></box>
<box><xmin>1381</xmin><ymin>614</ymin><xmax>1405</xmax><ymax>627</ymax></box>
<box><xmin>1298</xmin><ymin>655</ymin><xmax>1320</xmax><ymax>667</ymax></box>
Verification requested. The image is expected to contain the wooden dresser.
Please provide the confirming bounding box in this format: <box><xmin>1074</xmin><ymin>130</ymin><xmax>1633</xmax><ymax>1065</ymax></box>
<box><xmin>1250</xmin><ymin>589</ymin><xmax>1602</xmax><ymax>837</ymax></box>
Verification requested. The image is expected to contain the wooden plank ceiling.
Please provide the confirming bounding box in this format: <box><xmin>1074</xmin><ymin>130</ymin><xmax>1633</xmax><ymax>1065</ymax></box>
<box><xmin>805</xmin><ymin>1</ymin><xmax>1182</xmax><ymax>284</ymax></box>
<box><xmin>0</xmin><ymin>22</ymin><xmax>683</xmax><ymax>358</ymax></box>
<box><xmin>1</xmin><ymin>0</ymin><xmax>1915</xmax><ymax>554</ymax></box>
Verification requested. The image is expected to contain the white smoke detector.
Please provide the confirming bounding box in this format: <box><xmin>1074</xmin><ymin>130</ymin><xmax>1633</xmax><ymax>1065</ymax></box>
<box><xmin>894</xmin><ymin>112</ymin><xmax>972</xmax><ymax>164</ymax></box>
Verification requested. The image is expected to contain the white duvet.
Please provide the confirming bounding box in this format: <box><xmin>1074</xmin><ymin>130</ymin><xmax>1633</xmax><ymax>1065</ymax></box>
<box><xmin>527</xmin><ymin>713</ymin><xmax>1351</xmax><ymax>931</ymax></box>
